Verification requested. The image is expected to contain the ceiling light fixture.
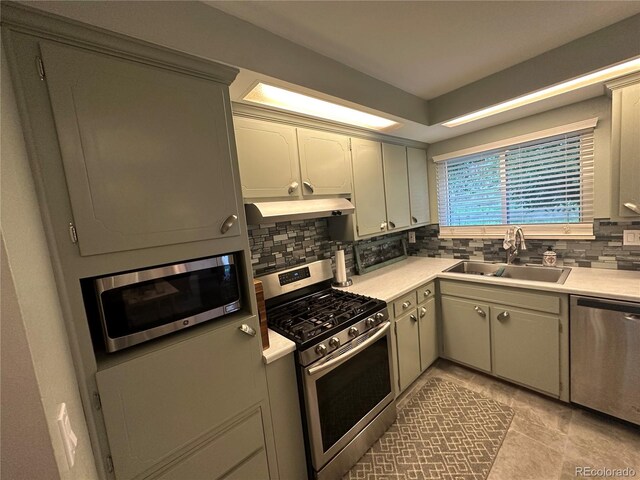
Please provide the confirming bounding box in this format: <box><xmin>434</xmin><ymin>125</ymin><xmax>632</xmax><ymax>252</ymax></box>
<box><xmin>242</xmin><ymin>82</ymin><xmax>400</xmax><ymax>131</ymax></box>
<box><xmin>442</xmin><ymin>57</ymin><xmax>640</xmax><ymax>128</ymax></box>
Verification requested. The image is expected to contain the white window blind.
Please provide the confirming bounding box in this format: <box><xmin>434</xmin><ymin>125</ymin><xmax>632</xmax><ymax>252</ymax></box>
<box><xmin>436</xmin><ymin>126</ymin><xmax>595</xmax><ymax>238</ymax></box>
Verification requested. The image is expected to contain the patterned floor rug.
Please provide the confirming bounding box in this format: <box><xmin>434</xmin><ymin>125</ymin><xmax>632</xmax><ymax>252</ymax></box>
<box><xmin>344</xmin><ymin>377</ymin><xmax>514</xmax><ymax>480</ymax></box>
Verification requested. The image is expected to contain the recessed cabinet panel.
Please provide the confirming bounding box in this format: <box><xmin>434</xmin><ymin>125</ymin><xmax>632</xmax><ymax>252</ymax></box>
<box><xmin>39</xmin><ymin>41</ymin><xmax>240</xmax><ymax>255</ymax></box>
<box><xmin>492</xmin><ymin>306</ymin><xmax>560</xmax><ymax>396</ymax></box>
<box><xmin>407</xmin><ymin>148</ymin><xmax>430</xmax><ymax>225</ymax></box>
<box><xmin>382</xmin><ymin>143</ymin><xmax>410</xmax><ymax>230</ymax></box>
<box><xmin>234</xmin><ymin>117</ymin><xmax>300</xmax><ymax>199</ymax></box>
<box><xmin>418</xmin><ymin>297</ymin><xmax>438</xmax><ymax>371</ymax></box>
<box><xmin>96</xmin><ymin>316</ymin><xmax>265</xmax><ymax>480</ymax></box>
<box><xmin>396</xmin><ymin>310</ymin><xmax>421</xmax><ymax>392</ymax></box>
<box><xmin>351</xmin><ymin>138</ymin><xmax>387</xmax><ymax>237</ymax></box>
<box><xmin>441</xmin><ymin>296</ymin><xmax>491</xmax><ymax>372</ymax></box>
<box><xmin>297</xmin><ymin>128</ymin><xmax>351</xmax><ymax>196</ymax></box>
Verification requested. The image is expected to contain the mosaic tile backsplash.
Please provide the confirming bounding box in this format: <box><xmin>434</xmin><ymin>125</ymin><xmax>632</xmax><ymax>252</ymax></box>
<box><xmin>407</xmin><ymin>219</ymin><xmax>640</xmax><ymax>271</ymax></box>
<box><xmin>249</xmin><ymin>218</ymin><xmax>640</xmax><ymax>276</ymax></box>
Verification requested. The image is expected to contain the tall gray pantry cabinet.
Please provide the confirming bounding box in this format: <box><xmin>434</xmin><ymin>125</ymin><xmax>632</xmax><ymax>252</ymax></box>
<box><xmin>2</xmin><ymin>4</ymin><xmax>277</xmax><ymax>480</ymax></box>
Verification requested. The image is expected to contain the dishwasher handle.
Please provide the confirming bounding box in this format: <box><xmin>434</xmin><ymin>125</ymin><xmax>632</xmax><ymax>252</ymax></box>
<box><xmin>575</xmin><ymin>296</ymin><xmax>640</xmax><ymax>315</ymax></box>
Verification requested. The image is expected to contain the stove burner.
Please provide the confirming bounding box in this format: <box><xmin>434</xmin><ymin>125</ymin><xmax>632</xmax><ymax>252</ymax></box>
<box><xmin>267</xmin><ymin>289</ymin><xmax>383</xmax><ymax>343</ymax></box>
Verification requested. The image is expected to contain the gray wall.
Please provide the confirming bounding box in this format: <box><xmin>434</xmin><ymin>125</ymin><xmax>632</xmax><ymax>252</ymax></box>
<box><xmin>1</xmin><ymin>46</ymin><xmax>98</xmax><ymax>480</ymax></box>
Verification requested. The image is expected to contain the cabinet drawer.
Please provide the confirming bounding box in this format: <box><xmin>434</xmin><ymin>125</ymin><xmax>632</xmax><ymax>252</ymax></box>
<box><xmin>393</xmin><ymin>291</ymin><xmax>418</xmax><ymax>316</ymax></box>
<box><xmin>440</xmin><ymin>280</ymin><xmax>561</xmax><ymax>314</ymax></box>
<box><xmin>416</xmin><ymin>282</ymin><xmax>435</xmax><ymax>305</ymax></box>
<box><xmin>152</xmin><ymin>409</ymin><xmax>267</xmax><ymax>480</ymax></box>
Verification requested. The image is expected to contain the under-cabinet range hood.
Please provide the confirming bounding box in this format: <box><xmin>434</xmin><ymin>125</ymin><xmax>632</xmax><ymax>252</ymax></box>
<box><xmin>245</xmin><ymin>198</ymin><xmax>355</xmax><ymax>224</ymax></box>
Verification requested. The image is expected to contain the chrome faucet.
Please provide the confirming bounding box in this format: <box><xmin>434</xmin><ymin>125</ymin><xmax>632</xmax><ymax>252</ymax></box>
<box><xmin>505</xmin><ymin>226</ymin><xmax>527</xmax><ymax>264</ymax></box>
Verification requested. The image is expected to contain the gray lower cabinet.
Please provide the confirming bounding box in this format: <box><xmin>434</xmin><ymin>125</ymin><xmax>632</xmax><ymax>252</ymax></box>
<box><xmin>96</xmin><ymin>316</ymin><xmax>271</xmax><ymax>480</ymax></box>
<box><xmin>393</xmin><ymin>281</ymin><xmax>438</xmax><ymax>394</ymax></box>
<box><xmin>39</xmin><ymin>40</ymin><xmax>241</xmax><ymax>255</ymax></box>
<box><xmin>491</xmin><ymin>305</ymin><xmax>560</xmax><ymax>396</ymax></box>
<box><xmin>439</xmin><ymin>280</ymin><xmax>569</xmax><ymax>400</ymax></box>
<box><xmin>440</xmin><ymin>296</ymin><xmax>492</xmax><ymax>372</ymax></box>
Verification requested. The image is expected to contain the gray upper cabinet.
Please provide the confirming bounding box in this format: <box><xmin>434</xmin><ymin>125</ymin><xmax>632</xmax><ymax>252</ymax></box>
<box><xmin>608</xmin><ymin>74</ymin><xmax>640</xmax><ymax>217</ymax></box>
<box><xmin>351</xmin><ymin>138</ymin><xmax>388</xmax><ymax>236</ymax></box>
<box><xmin>234</xmin><ymin>117</ymin><xmax>301</xmax><ymax>199</ymax></box>
<box><xmin>407</xmin><ymin>147</ymin><xmax>430</xmax><ymax>226</ymax></box>
<box><xmin>297</xmin><ymin>128</ymin><xmax>351</xmax><ymax>196</ymax></box>
<box><xmin>382</xmin><ymin>143</ymin><xmax>411</xmax><ymax>231</ymax></box>
<box><xmin>40</xmin><ymin>41</ymin><xmax>240</xmax><ymax>256</ymax></box>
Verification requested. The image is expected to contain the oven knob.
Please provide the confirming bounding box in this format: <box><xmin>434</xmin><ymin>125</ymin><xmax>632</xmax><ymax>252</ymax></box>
<box><xmin>315</xmin><ymin>344</ymin><xmax>327</xmax><ymax>356</ymax></box>
<box><xmin>348</xmin><ymin>326</ymin><xmax>359</xmax><ymax>337</ymax></box>
<box><xmin>375</xmin><ymin>312</ymin><xmax>385</xmax><ymax>321</ymax></box>
<box><xmin>329</xmin><ymin>337</ymin><xmax>340</xmax><ymax>348</ymax></box>
<box><xmin>365</xmin><ymin>317</ymin><xmax>375</xmax><ymax>328</ymax></box>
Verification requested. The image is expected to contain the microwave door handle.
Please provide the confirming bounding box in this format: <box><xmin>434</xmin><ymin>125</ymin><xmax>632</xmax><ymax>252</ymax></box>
<box><xmin>306</xmin><ymin>322</ymin><xmax>390</xmax><ymax>377</ymax></box>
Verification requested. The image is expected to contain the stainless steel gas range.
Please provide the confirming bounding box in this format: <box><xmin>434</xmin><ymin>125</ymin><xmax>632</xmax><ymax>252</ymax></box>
<box><xmin>258</xmin><ymin>259</ymin><xmax>397</xmax><ymax>480</ymax></box>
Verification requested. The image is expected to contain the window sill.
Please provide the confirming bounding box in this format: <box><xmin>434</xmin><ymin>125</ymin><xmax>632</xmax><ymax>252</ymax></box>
<box><xmin>438</xmin><ymin>223</ymin><xmax>595</xmax><ymax>240</ymax></box>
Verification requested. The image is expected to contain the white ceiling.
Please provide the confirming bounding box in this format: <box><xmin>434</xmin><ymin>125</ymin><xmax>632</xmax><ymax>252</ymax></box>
<box><xmin>207</xmin><ymin>1</ymin><xmax>640</xmax><ymax>100</ymax></box>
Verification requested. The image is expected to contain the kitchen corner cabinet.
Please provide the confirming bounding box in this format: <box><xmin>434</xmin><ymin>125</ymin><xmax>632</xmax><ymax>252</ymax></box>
<box><xmin>96</xmin><ymin>315</ymin><xmax>271</xmax><ymax>480</ymax></box>
<box><xmin>392</xmin><ymin>282</ymin><xmax>438</xmax><ymax>394</ymax></box>
<box><xmin>439</xmin><ymin>280</ymin><xmax>569</xmax><ymax>400</ymax></box>
<box><xmin>39</xmin><ymin>41</ymin><xmax>241</xmax><ymax>256</ymax></box>
<box><xmin>407</xmin><ymin>147</ymin><xmax>430</xmax><ymax>226</ymax></box>
<box><xmin>233</xmin><ymin>118</ymin><xmax>351</xmax><ymax>200</ymax></box>
<box><xmin>608</xmin><ymin>73</ymin><xmax>640</xmax><ymax>217</ymax></box>
<box><xmin>382</xmin><ymin>143</ymin><xmax>411</xmax><ymax>231</ymax></box>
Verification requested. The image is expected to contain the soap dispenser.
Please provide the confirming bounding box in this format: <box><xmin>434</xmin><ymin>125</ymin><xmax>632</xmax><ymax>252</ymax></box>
<box><xmin>542</xmin><ymin>246</ymin><xmax>557</xmax><ymax>267</ymax></box>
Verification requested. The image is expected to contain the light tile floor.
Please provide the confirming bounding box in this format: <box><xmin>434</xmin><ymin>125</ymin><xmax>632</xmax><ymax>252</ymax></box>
<box><xmin>397</xmin><ymin>360</ymin><xmax>640</xmax><ymax>480</ymax></box>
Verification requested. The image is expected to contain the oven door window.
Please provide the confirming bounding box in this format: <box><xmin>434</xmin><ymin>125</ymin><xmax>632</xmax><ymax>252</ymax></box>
<box><xmin>316</xmin><ymin>337</ymin><xmax>391</xmax><ymax>452</ymax></box>
<box><xmin>100</xmin><ymin>264</ymin><xmax>239</xmax><ymax>338</ymax></box>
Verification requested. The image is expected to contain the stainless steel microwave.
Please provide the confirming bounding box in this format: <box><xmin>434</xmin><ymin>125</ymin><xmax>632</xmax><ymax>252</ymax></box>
<box><xmin>94</xmin><ymin>255</ymin><xmax>241</xmax><ymax>352</ymax></box>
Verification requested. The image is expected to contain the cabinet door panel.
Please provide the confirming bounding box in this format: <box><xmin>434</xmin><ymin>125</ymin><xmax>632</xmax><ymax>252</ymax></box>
<box><xmin>297</xmin><ymin>128</ymin><xmax>351</xmax><ymax>196</ymax></box>
<box><xmin>441</xmin><ymin>296</ymin><xmax>491</xmax><ymax>372</ymax></box>
<box><xmin>419</xmin><ymin>298</ymin><xmax>438</xmax><ymax>371</ymax></box>
<box><xmin>382</xmin><ymin>143</ymin><xmax>410</xmax><ymax>230</ymax></box>
<box><xmin>407</xmin><ymin>148</ymin><xmax>430</xmax><ymax>225</ymax></box>
<box><xmin>40</xmin><ymin>41</ymin><xmax>240</xmax><ymax>255</ymax></box>
<box><xmin>396</xmin><ymin>310</ymin><xmax>421</xmax><ymax>392</ymax></box>
<box><xmin>96</xmin><ymin>316</ymin><xmax>265</xmax><ymax>480</ymax></box>
<box><xmin>351</xmin><ymin>138</ymin><xmax>387</xmax><ymax>237</ymax></box>
<box><xmin>492</xmin><ymin>306</ymin><xmax>560</xmax><ymax>396</ymax></box>
<box><xmin>234</xmin><ymin>117</ymin><xmax>300</xmax><ymax>199</ymax></box>
<box><xmin>614</xmin><ymin>82</ymin><xmax>640</xmax><ymax>217</ymax></box>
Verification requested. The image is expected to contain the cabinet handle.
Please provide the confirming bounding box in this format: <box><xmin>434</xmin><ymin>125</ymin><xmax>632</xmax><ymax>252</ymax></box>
<box><xmin>624</xmin><ymin>314</ymin><xmax>640</xmax><ymax>322</ymax></box>
<box><xmin>380</xmin><ymin>221</ymin><xmax>387</xmax><ymax>230</ymax></box>
<box><xmin>410</xmin><ymin>314</ymin><xmax>418</xmax><ymax>323</ymax></box>
<box><xmin>303</xmin><ymin>181</ymin><xmax>315</xmax><ymax>193</ymax></box>
<box><xmin>220</xmin><ymin>214</ymin><xmax>238</xmax><ymax>234</ymax></box>
<box><xmin>497</xmin><ymin>311</ymin><xmax>510</xmax><ymax>322</ymax></box>
<box><xmin>288</xmin><ymin>181</ymin><xmax>299</xmax><ymax>194</ymax></box>
<box><xmin>238</xmin><ymin>324</ymin><xmax>256</xmax><ymax>337</ymax></box>
<box><xmin>402</xmin><ymin>300</ymin><xmax>412</xmax><ymax>309</ymax></box>
<box><xmin>423</xmin><ymin>289</ymin><xmax>431</xmax><ymax>298</ymax></box>
<box><xmin>388</xmin><ymin>221</ymin><xmax>396</xmax><ymax>229</ymax></box>
<box><xmin>412</xmin><ymin>216</ymin><xmax>418</xmax><ymax>224</ymax></box>
<box><xmin>623</xmin><ymin>202</ymin><xmax>640</xmax><ymax>214</ymax></box>
<box><xmin>419</xmin><ymin>307</ymin><xmax>427</xmax><ymax>318</ymax></box>
<box><xmin>474</xmin><ymin>306</ymin><xmax>486</xmax><ymax>318</ymax></box>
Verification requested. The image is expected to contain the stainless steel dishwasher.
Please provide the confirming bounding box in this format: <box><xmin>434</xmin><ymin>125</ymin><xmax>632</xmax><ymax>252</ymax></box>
<box><xmin>570</xmin><ymin>295</ymin><xmax>640</xmax><ymax>425</ymax></box>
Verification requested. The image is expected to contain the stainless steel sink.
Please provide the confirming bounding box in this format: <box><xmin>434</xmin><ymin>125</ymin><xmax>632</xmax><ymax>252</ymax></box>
<box><xmin>444</xmin><ymin>261</ymin><xmax>571</xmax><ymax>284</ymax></box>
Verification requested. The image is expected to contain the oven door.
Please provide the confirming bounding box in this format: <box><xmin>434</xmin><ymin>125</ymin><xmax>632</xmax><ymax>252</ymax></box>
<box><xmin>302</xmin><ymin>321</ymin><xmax>394</xmax><ymax>471</ymax></box>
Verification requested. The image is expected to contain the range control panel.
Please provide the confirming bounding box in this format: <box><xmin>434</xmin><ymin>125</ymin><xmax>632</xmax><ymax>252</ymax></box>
<box><xmin>279</xmin><ymin>267</ymin><xmax>311</xmax><ymax>286</ymax></box>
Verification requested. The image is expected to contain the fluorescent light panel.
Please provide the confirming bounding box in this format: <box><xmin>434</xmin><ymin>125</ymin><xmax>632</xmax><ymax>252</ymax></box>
<box><xmin>443</xmin><ymin>57</ymin><xmax>640</xmax><ymax>127</ymax></box>
<box><xmin>243</xmin><ymin>83</ymin><xmax>400</xmax><ymax>131</ymax></box>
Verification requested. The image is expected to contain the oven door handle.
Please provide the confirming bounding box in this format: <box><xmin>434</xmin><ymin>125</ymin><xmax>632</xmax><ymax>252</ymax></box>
<box><xmin>306</xmin><ymin>322</ymin><xmax>390</xmax><ymax>377</ymax></box>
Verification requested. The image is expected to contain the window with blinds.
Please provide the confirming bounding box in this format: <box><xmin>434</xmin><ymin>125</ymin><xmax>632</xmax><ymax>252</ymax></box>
<box><xmin>435</xmin><ymin>124</ymin><xmax>595</xmax><ymax>238</ymax></box>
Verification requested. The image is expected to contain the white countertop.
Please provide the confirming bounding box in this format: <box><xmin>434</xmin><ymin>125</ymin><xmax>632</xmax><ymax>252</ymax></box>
<box><xmin>262</xmin><ymin>257</ymin><xmax>639</xmax><ymax>364</ymax></box>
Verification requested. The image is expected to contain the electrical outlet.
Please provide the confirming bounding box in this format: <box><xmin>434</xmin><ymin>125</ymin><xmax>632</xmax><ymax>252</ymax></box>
<box><xmin>57</xmin><ymin>403</ymin><xmax>78</xmax><ymax>468</ymax></box>
<box><xmin>623</xmin><ymin>230</ymin><xmax>640</xmax><ymax>246</ymax></box>
<box><xmin>408</xmin><ymin>231</ymin><xmax>416</xmax><ymax>244</ymax></box>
